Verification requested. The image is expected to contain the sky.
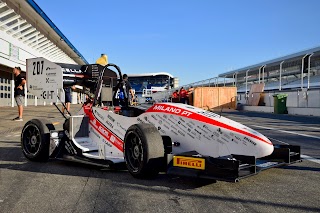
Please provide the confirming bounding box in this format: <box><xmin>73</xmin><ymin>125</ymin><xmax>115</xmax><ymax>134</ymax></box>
<box><xmin>35</xmin><ymin>0</ymin><xmax>320</xmax><ymax>86</ymax></box>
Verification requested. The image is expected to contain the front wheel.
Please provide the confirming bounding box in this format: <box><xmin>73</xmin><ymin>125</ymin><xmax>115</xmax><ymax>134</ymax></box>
<box><xmin>21</xmin><ymin>119</ymin><xmax>55</xmax><ymax>162</ymax></box>
<box><xmin>124</xmin><ymin>123</ymin><xmax>165</xmax><ymax>179</ymax></box>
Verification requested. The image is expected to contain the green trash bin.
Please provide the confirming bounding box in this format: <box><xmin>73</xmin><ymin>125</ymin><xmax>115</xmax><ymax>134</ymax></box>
<box><xmin>273</xmin><ymin>94</ymin><xmax>288</xmax><ymax>114</ymax></box>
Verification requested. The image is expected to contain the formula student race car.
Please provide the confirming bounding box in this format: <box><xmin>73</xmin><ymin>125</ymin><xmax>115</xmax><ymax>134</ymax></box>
<box><xmin>21</xmin><ymin>57</ymin><xmax>301</xmax><ymax>182</ymax></box>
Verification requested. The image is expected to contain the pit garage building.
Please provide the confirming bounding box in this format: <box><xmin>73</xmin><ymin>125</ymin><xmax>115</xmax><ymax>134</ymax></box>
<box><xmin>0</xmin><ymin>0</ymin><xmax>88</xmax><ymax>107</ymax></box>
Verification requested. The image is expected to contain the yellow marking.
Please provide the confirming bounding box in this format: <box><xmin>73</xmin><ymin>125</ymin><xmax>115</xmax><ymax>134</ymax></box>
<box><xmin>52</xmin><ymin>122</ymin><xmax>60</xmax><ymax>125</ymax></box>
<box><xmin>173</xmin><ymin>156</ymin><xmax>205</xmax><ymax>170</ymax></box>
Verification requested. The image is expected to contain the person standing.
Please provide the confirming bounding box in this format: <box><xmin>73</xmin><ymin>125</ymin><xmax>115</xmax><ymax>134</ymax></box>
<box><xmin>118</xmin><ymin>74</ymin><xmax>134</xmax><ymax>108</ymax></box>
<box><xmin>179</xmin><ymin>87</ymin><xmax>188</xmax><ymax>104</ymax></box>
<box><xmin>62</xmin><ymin>86</ymin><xmax>75</xmax><ymax>115</ymax></box>
<box><xmin>171</xmin><ymin>90</ymin><xmax>179</xmax><ymax>102</ymax></box>
<box><xmin>13</xmin><ymin>67</ymin><xmax>26</xmax><ymax>121</ymax></box>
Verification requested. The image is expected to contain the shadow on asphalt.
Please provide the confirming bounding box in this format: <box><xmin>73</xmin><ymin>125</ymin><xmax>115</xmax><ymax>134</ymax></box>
<box><xmin>0</xmin><ymin>145</ymin><xmax>216</xmax><ymax>190</ymax></box>
<box><xmin>280</xmin><ymin>165</ymin><xmax>320</xmax><ymax>172</ymax></box>
<box><xmin>1</xmin><ymin>145</ymin><xmax>320</xmax><ymax>212</ymax></box>
<box><xmin>0</xmin><ymin>145</ymin><xmax>318</xmax><ymax>188</ymax></box>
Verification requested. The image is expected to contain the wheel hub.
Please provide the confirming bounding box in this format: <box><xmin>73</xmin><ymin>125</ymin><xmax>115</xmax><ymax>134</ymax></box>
<box><xmin>133</xmin><ymin>145</ymin><xmax>140</xmax><ymax>158</ymax></box>
<box><xmin>31</xmin><ymin>135</ymin><xmax>37</xmax><ymax>145</ymax></box>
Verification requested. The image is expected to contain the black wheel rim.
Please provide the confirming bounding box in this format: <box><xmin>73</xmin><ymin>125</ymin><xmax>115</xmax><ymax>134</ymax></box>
<box><xmin>125</xmin><ymin>131</ymin><xmax>143</xmax><ymax>172</ymax></box>
<box><xmin>22</xmin><ymin>124</ymin><xmax>41</xmax><ymax>156</ymax></box>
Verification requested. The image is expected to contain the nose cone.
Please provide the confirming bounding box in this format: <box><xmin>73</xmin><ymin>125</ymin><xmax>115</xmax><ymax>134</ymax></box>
<box><xmin>256</xmin><ymin>136</ymin><xmax>274</xmax><ymax>158</ymax></box>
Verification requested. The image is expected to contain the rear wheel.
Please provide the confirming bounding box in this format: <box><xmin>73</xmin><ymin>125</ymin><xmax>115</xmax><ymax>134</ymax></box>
<box><xmin>21</xmin><ymin>119</ymin><xmax>55</xmax><ymax>161</ymax></box>
<box><xmin>124</xmin><ymin>123</ymin><xmax>164</xmax><ymax>179</ymax></box>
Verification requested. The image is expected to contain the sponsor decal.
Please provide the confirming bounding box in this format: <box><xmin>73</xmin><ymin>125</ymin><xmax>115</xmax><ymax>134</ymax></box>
<box><xmin>186</xmin><ymin>122</ymin><xmax>194</xmax><ymax>128</ymax></box>
<box><xmin>221</xmin><ymin>136</ymin><xmax>230</xmax><ymax>143</ymax></box>
<box><xmin>178</xmin><ymin>120</ymin><xmax>187</xmax><ymax>129</ymax></box>
<box><xmin>235</xmin><ymin>135</ymin><xmax>241</xmax><ymax>141</ymax></box>
<box><xmin>210</xmin><ymin>132</ymin><xmax>220</xmax><ymax>138</ymax></box>
<box><xmin>170</xmin><ymin>125</ymin><xmax>178</xmax><ymax>131</ymax></box>
<box><xmin>178</xmin><ymin>130</ymin><xmax>185</xmax><ymax>137</ymax></box>
<box><xmin>168</xmin><ymin>118</ymin><xmax>176</xmax><ymax>124</ymax></box>
<box><xmin>217</xmin><ymin>139</ymin><xmax>225</xmax><ymax>144</ymax></box>
<box><xmin>116</xmin><ymin>122</ymin><xmax>127</xmax><ymax>132</ymax></box>
<box><xmin>46</xmin><ymin>67</ymin><xmax>57</xmax><ymax>71</ymax></box>
<box><xmin>163</xmin><ymin>124</ymin><xmax>170</xmax><ymax>129</ymax></box>
<box><xmin>197</xmin><ymin>125</ymin><xmax>208</xmax><ymax>134</ymax></box>
<box><xmin>151</xmin><ymin>105</ymin><xmax>193</xmax><ymax>117</ymax></box>
<box><xmin>30</xmin><ymin>85</ymin><xmax>43</xmax><ymax>90</ymax></box>
<box><xmin>194</xmin><ymin>128</ymin><xmax>202</xmax><ymax>135</ymax></box>
<box><xmin>137</xmin><ymin>118</ymin><xmax>144</xmax><ymax>123</ymax></box>
<box><xmin>203</xmin><ymin>135</ymin><xmax>211</xmax><ymax>141</ymax></box>
<box><xmin>243</xmin><ymin>137</ymin><xmax>257</xmax><ymax>146</ymax></box>
<box><xmin>223</xmin><ymin>134</ymin><xmax>231</xmax><ymax>139</ymax></box>
<box><xmin>178</xmin><ymin>117</ymin><xmax>186</xmax><ymax>123</ymax></box>
<box><xmin>171</xmin><ymin>130</ymin><xmax>178</xmax><ymax>135</ymax></box>
<box><xmin>46</xmin><ymin>72</ymin><xmax>57</xmax><ymax>76</ymax></box>
<box><xmin>102</xmin><ymin>138</ymin><xmax>112</xmax><ymax>147</ymax></box>
<box><xmin>158</xmin><ymin>115</ymin><xmax>170</xmax><ymax>124</ymax></box>
<box><xmin>41</xmin><ymin>90</ymin><xmax>54</xmax><ymax>99</ymax></box>
<box><xmin>173</xmin><ymin>156</ymin><xmax>205</xmax><ymax>170</ymax></box>
<box><xmin>187</xmin><ymin>132</ymin><xmax>195</xmax><ymax>139</ymax></box>
<box><xmin>45</xmin><ymin>78</ymin><xmax>56</xmax><ymax>84</ymax></box>
<box><xmin>107</xmin><ymin>114</ymin><xmax>115</xmax><ymax>122</ymax></box>
<box><xmin>190</xmin><ymin>131</ymin><xmax>197</xmax><ymax>136</ymax></box>
<box><xmin>105</xmin><ymin>120</ymin><xmax>114</xmax><ymax>129</ymax></box>
<box><xmin>159</xmin><ymin>129</ymin><xmax>166</xmax><ymax>134</ymax></box>
<box><xmin>95</xmin><ymin>110</ymin><xmax>105</xmax><ymax>121</ymax></box>
<box><xmin>65</xmin><ymin>140</ymin><xmax>77</xmax><ymax>155</ymax></box>
<box><xmin>62</xmin><ymin>68</ymin><xmax>82</xmax><ymax>73</ymax></box>
<box><xmin>151</xmin><ymin>114</ymin><xmax>158</xmax><ymax>120</ymax></box>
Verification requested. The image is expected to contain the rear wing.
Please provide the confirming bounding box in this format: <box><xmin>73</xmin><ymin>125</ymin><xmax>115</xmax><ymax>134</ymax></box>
<box><xmin>26</xmin><ymin>57</ymin><xmax>63</xmax><ymax>103</ymax></box>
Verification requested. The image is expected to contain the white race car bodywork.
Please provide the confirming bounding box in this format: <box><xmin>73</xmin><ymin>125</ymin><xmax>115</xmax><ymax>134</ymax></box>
<box><xmin>75</xmin><ymin>102</ymin><xmax>273</xmax><ymax>164</ymax></box>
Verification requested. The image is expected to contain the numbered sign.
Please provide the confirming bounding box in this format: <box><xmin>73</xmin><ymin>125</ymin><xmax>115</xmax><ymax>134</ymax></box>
<box><xmin>26</xmin><ymin>57</ymin><xmax>63</xmax><ymax>103</ymax></box>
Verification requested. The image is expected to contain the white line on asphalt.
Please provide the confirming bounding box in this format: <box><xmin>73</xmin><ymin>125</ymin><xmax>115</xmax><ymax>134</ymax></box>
<box><xmin>252</xmin><ymin>125</ymin><xmax>320</xmax><ymax>140</ymax></box>
<box><xmin>301</xmin><ymin>155</ymin><xmax>320</xmax><ymax>165</ymax></box>
<box><xmin>307</xmin><ymin>126</ymin><xmax>320</xmax><ymax>130</ymax></box>
<box><xmin>267</xmin><ymin>137</ymin><xmax>289</xmax><ymax>145</ymax></box>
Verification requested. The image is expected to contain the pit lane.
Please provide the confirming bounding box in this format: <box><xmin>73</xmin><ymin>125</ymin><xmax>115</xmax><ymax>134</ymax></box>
<box><xmin>0</xmin><ymin>106</ymin><xmax>319</xmax><ymax>213</ymax></box>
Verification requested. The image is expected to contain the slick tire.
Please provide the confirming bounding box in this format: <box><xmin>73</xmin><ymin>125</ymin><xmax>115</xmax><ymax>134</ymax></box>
<box><xmin>124</xmin><ymin>123</ymin><xmax>165</xmax><ymax>179</ymax></box>
<box><xmin>21</xmin><ymin>119</ymin><xmax>55</xmax><ymax>162</ymax></box>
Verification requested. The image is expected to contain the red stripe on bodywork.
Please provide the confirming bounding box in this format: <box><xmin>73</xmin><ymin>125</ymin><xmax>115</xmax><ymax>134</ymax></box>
<box><xmin>146</xmin><ymin>104</ymin><xmax>272</xmax><ymax>145</ymax></box>
<box><xmin>83</xmin><ymin>106</ymin><xmax>124</xmax><ymax>152</ymax></box>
